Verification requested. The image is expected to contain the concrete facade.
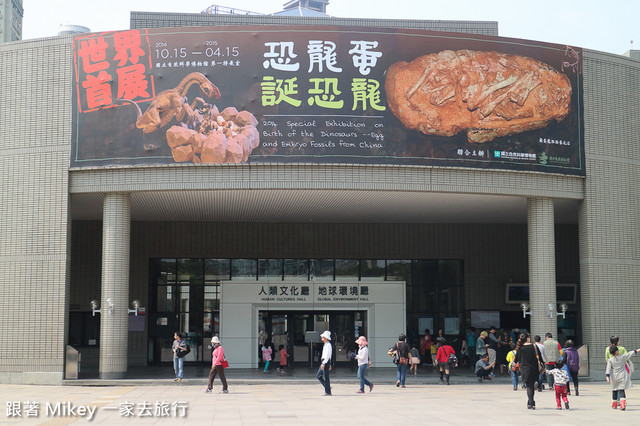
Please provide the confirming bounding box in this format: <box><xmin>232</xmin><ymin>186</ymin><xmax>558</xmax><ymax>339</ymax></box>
<box><xmin>1</xmin><ymin>14</ymin><xmax>639</xmax><ymax>384</ymax></box>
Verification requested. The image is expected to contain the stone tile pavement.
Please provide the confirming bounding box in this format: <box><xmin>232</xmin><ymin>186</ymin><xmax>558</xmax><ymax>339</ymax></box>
<box><xmin>1</xmin><ymin>368</ymin><xmax>637</xmax><ymax>425</ymax></box>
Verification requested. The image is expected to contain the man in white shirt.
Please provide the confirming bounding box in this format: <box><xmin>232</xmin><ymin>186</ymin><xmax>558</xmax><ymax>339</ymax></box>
<box><xmin>316</xmin><ymin>330</ymin><xmax>333</xmax><ymax>395</ymax></box>
<box><xmin>534</xmin><ymin>335</ymin><xmax>548</xmax><ymax>392</ymax></box>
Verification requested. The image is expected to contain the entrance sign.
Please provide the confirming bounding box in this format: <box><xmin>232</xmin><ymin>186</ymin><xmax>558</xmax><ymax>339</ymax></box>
<box><xmin>220</xmin><ymin>280</ymin><xmax>406</xmax><ymax>368</ymax></box>
<box><xmin>72</xmin><ymin>25</ymin><xmax>584</xmax><ymax>175</ymax></box>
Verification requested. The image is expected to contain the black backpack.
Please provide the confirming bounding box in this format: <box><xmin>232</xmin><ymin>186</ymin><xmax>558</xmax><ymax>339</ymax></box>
<box><xmin>177</xmin><ymin>343</ymin><xmax>191</xmax><ymax>358</ymax></box>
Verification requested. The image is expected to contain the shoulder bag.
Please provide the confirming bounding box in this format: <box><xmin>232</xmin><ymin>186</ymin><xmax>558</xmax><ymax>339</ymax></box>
<box><xmin>398</xmin><ymin>342</ymin><xmax>409</xmax><ymax>365</ymax></box>
<box><xmin>534</xmin><ymin>345</ymin><xmax>545</xmax><ymax>374</ymax></box>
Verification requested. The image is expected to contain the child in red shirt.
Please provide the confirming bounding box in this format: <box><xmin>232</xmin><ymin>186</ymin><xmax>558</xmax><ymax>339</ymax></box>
<box><xmin>278</xmin><ymin>345</ymin><xmax>289</xmax><ymax>375</ymax></box>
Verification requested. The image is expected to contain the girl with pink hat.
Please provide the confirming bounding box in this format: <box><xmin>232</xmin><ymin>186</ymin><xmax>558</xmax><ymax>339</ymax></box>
<box><xmin>354</xmin><ymin>336</ymin><xmax>374</xmax><ymax>393</ymax></box>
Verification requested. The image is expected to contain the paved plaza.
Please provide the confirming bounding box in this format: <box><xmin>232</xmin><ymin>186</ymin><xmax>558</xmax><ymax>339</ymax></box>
<box><xmin>0</xmin><ymin>367</ymin><xmax>637</xmax><ymax>425</ymax></box>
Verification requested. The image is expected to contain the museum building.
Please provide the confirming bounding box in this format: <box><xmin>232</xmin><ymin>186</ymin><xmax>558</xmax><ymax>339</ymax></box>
<box><xmin>1</xmin><ymin>9</ymin><xmax>639</xmax><ymax>384</ymax></box>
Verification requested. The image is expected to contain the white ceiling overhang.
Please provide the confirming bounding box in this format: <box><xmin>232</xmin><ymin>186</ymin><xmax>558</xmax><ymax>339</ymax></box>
<box><xmin>69</xmin><ymin>189</ymin><xmax>578</xmax><ymax>224</ymax></box>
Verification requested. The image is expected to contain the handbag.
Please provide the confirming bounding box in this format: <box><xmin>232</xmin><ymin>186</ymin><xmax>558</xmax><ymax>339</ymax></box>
<box><xmin>447</xmin><ymin>353</ymin><xmax>458</xmax><ymax>368</ymax></box>
<box><xmin>388</xmin><ymin>347</ymin><xmax>399</xmax><ymax>364</ymax></box>
<box><xmin>221</xmin><ymin>358</ymin><xmax>229</xmax><ymax>369</ymax></box>
<box><xmin>534</xmin><ymin>345</ymin><xmax>545</xmax><ymax>374</ymax></box>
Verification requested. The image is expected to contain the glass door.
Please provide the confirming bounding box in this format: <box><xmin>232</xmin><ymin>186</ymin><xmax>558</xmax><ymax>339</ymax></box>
<box><xmin>148</xmin><ymin>258</ymin><xmax>222</xmax><ymax>364</ymax></box>
<box><xmin>330</xmin><ymin>311</ymin><xmax>366</xmax><ymax>364</ymax></box>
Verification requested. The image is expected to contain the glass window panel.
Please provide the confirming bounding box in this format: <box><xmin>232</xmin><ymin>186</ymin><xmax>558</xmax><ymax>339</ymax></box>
<box><xmin>205</xmin><ymin>259</ymin><xmax>230</xmax><ymax>280</ymax></box>
<box><xmin>411</xmin><ymin>284</ymin><xmax>437</xmax><ymax>313</ymax></box>
<box><xmin>310</xmin><ymin>259</ymin><xmax>334</xmax><ymax>281</ymax></box>
<box><xmin>204</xmin><ymin>285</ymin><xmax>220</xmax><ymax>312</ymax></box>
<box><xmin>271</xmin><ymin>314</ymin><xmax>287</xmax><ymax>336</ymax></box>
<box><xmin>231</xmin><ymin>259</ymin><xmax>257</xmax><ymax>280</ymax></box>
<box><xmin>439</xmin><ymin>287</ymin><xmax>464</xmax><ymax>312</ymax></box>
<box><xmin>159</xmin><ymin>258</ymin><xmax>177</xmax><ymax>284</ymax></box>
<box><xmin>361</xmin><ymin>259</ymin><xmax>385</xmax><ymax>280</ymax></box>
<box><xmin>386</xmin><ymin>260</ymin><xmax>412</xmax><ymax>282</ymax></box>
<box><xmin>203</xmin><ymin>312</ymin><xmax>219</xmax><ymax>336</ymax></box>
<box><xmin>258</xmin><ymin>259</ymin><xmax>283</xmax><ymax>281</ymax></box>
<box><xmin>284</xmin><ymin>259</ymin><xmax>308</xmax><ymax>281</ymax></box>
<box><xmin>179</xmin><ymin>285</ymin><xmax>190</xmax><ymax>313</ymax></box>
<box><xmin>156</xmin><ymin>286</ymin><xmax>174</xmax><ymax>312</ymax></box>
<box><xmin>179</xmin><ymin>312</ymin><xmax>190</xmax><ymax>335</ymax></box>
<box><xmin>177</xmin><ymin>259</ymin><xmax>203</xmax><ymax>285</ymax></box>
<box><xmin>335</xmin><ymin>259</ymin><xmax>359</xmax><ymax>281</ymax></box>
<box><xmin>438</xmin><ymin>260</ymin><xmax>463</xmax><ymax>286</ymax></box>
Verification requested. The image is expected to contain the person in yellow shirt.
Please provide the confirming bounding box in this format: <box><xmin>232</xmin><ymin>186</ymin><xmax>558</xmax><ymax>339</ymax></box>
<box><xmin>506</xmin><ymin>347</ymin><xmax>520</xmax><ymax>390</ymax></box>
<box><xmin>430</xmin><ymin>342</ymin><xmax>437</xmax><ymax>367</ymax></box>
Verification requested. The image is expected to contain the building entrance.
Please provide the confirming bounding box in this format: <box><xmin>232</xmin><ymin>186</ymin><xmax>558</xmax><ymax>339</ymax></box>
<box><xmin>259</xmin><ymin>310</ymin><xmax>367</xmax><ymax>367</ymax></box>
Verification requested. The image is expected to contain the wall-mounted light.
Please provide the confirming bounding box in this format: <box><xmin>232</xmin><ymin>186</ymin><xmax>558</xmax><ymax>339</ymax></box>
<box><xmin>106</xmin><ymin>298</ymin><xmax>114</xmax><ymax>315</ymax></box>
<box><xmin>546</xmin><ymin>303</ymin><xmax>568</xmax><ymax>319</ymax></box>
<box><xmin>547</xmin><ymin>303</ymin><xmax>556</xmax><ymax>318</ymax></box>
<box><xmin>558</xmin><ymin>303</ymin><xmax>568</xmax><ymax>319</ymax></box>
<box><xmin>91</xmin><ymin>300</ymin><xmax>100</xmax><ymax>316</ymax></box>
<box><xmin>128</xmin><ymin>300</ymin><xmax>141</xmax><ymax>316</ymax></box>
<box><xmin>521</xmin><ymin>302</ymin><xmax>532</xmax><ymax>318</ymax></box>
<box><xmin>91</xmin><ymin>299</ymin><xmax>113</xmax><ymax>315</ymax></box>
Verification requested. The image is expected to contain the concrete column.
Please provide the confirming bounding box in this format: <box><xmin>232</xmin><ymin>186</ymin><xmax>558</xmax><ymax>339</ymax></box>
<box><xmin>99</xmin><ymin>193</ymin><xmax>131</xmax><ymax>379</ymax></box>
<box><xmin>527</xmin><ymin>197</ymin><xmax>557</xmax><ymax>338</ymax></box>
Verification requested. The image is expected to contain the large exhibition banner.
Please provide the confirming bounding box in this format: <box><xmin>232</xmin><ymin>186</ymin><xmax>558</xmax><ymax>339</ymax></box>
<box><xmin>72</xmin><ymin>25</ymin><xmax>584</xmax><ymax>175</ymax></box>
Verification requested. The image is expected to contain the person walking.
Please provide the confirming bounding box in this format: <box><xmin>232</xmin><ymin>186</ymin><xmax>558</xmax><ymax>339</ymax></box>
<box><xmin>563</xmin><ymin>340</ymin><xmax>580</xmax><ymax>395</ymax></box>
<box><xmin>409</xmin><ymin>342</ymin><xmax>420</xmax><ymax>375</ymax></box>
<box><xmin>515</xmin><ymin>333</ymin><xmax>546</xmax><ymax>410</ymax></box>
<box><xmin>391</xmin><ymin>333</ymin><xmax>412</xmax><ymax>388</ymax></box>
<box><xmin>205</xmin><ymin>336</ymin><xmax>228</xmax><ymax>394</ymax></box>
<box><xmin>435</xmin><ymin>339</ymin><xmax>456</xmax><ymax>385</ymax></box>
<box><xmin>543</xmin><ymin>333</ymin><xmax>563</xmax><ymax>389</ymax></box>
<box><xmin>486</xmin><ymin>326</ymin><xmax>500</xmax><ymax>375</ymax></box>
<box><xmin>605</xmin><ymin>335</ymin><xmax>627</xmax><ymax>404</ymax></box>
<box><xmin>506</xmin><ymin>345</ymin><xmax>520</xmax><ymax>390</ymax></box>
<box><xmin>467</xmin><ymin>327</ymin><xmax>477</xmax><ymax>367</ymax></box>
<box><xmin>278</xmin><ymin>344</ymin><xmax>289</xmax><ymax>375</ymax></box>
<box><xmin>606</xmin><ymin>335</ymin><xmax>627</xmax><ymax>361</ymax></box>
<box><xmin>354</xmin><ymin>336</ymin><xmax>374</xmax><ymax>393</ymax></box>
<box><xmin>419</xmin><ymin>329</ymin><xmax>432</xmax><ymax>367</ymax></box>
<box><xmin>548</xmin><ymin>359</ymin><xmax>571</xmax><ymax>410</ymax></box>
<box><xmin>498</xmin><ymin>330</ymin><xmax>513</xmax><ymax>375</ymax></box>
<box><xmin>171</xmin><ymin>332</ymin><xmax>188</xmax><ymax>382</ymax></box>
<box><xmin>606</xmin><ymin>345</ymin><xmax>640</xmax><ymax>410</ymax></box>
<box><xmin>316</xmin><ymin>330</ymin><xmax>333</xmax><ymax>396</ymax></box>
<box><xmin>261</xmin><ymin>339</ymin><xmax>273</xmax><ymax>373</ymax></box>
<box><xmin>533</xmin><ymin>335</ymin><xmax>547</xmax><ymax>391</ymax></box>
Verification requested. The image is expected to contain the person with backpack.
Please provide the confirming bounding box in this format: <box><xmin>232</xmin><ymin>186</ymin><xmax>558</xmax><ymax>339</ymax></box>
<box><xmin>563</xmin><ymin>340</ymin><xmax>580</xmax><ymax>395</ymax></box>
<box><xmin>435</xmin><ymin>339</ymin><xmax>456</xmax><ymax>385</ymax></box>
<box><xmin>506</xmin><ymin>343</ymin><xmax>520</xmax><ymax>391</ymax></box>
<box><xmin>171</xmin><ymin>332</ymin><xmax>188</xmax><ymax>382</ymax></box>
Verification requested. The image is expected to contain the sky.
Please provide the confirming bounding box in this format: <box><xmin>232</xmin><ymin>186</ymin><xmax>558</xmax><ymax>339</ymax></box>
<box><xmin>21</xmin><ymin>0</ymin><xmax>638</xmax><ymax>56</ymax></box>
